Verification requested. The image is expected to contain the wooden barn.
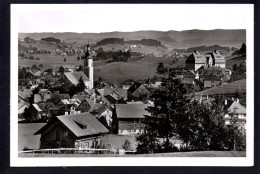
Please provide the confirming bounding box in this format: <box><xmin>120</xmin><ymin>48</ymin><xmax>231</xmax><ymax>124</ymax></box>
<box><xmin>115</xmin><ymin>104</ymin><xmax>152</xmax><ymax>135</ymax></box>
<box><xmin>34</xmin><ymin>113</ymin><xmax>109</xmax><ymax>149</ymax></box>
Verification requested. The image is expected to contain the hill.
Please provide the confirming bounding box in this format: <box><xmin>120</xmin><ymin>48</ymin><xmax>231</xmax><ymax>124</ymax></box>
<box><xmin>19</xmin><ymin>29</ymin><xmax>246</xmax><ymax>48</ymax></box>
<box><xmin>173</xmin><ymin>45</ymin><xmax>230</xmax><ymax>53</ymax></box>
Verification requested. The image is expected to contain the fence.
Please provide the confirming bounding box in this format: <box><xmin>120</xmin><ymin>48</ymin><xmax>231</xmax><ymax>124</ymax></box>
<box><xmin>19</xmin><ymin>148</ymin><xmax>136</xmax><ymax>155</ymax></box>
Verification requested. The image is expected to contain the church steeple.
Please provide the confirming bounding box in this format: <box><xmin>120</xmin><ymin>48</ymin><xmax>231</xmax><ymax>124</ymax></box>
<box><xmin>83</xmin><ymin>41</ymin><xmax>93</xmax><ymax>89</ymax></box>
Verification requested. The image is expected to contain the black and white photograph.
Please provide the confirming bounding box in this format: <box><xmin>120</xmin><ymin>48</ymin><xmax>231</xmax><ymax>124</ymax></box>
<box><xmin>10</xmin><ymin>4</ymin><xmax>254</xmax><ymax>166</ymax></box>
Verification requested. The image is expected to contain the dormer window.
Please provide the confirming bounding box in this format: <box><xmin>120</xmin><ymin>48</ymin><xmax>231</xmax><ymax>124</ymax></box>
<box><xmin>74</xmin><ymin>121</ymin><xmax>88</xmax><ymax>129</ymax></box>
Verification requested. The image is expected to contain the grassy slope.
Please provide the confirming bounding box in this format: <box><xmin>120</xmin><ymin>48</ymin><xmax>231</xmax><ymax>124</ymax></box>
<box><xmin>94</xmin><ymin>57</ymin><xmax>174</xmax><ymax>84</ymax></box>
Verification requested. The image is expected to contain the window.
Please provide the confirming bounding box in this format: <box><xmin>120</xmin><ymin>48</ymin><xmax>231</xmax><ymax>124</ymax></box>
<box><xmin>55</xmin><ymin>130</ymin><xmax>61</xmax><ymax>141</ymax></box>
<box><xmin>64</xmin><ymin>130</ymin><xmax>68</xmax><ymax>136</ymax></box>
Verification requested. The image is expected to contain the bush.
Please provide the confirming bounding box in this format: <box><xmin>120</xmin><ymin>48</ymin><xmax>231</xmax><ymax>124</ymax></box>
<box><xmin>157</xmin><ymin>141</ymin><xmax>179</xmax><ymax>153</ymax></box>
<box><xmin>122</xmin><ymin>140</ymin><xmax>132</xmax><ymax>151</ymax></box>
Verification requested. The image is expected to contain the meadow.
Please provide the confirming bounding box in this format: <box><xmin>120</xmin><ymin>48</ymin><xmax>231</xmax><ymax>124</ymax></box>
<box><xmin>18</xmin><ymin>123</ymin><xmax>46</xmax><ymax>151</ymax></box>
<box><xmin>19</xmin><ymin>53</ymin><xmax>184</xmax><ymax>84</ymax></box>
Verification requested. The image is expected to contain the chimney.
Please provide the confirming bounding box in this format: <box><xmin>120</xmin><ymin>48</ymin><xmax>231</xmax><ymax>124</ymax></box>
<box><xmin>225</xmin><ymin>99</ymin><xmax>227</xmax><ymax>105</ymax></box>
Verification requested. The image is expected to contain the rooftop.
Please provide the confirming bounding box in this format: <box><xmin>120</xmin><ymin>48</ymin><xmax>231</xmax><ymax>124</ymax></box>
<box><xmin>63</xmin><ymin>71</ymin><xmax>89</xmax><ymax>85</ymax></box>
<box><xmin>115</xmin><ymin>104</ymin><xmax>153</xmax><ymax>119</ymax></box>
<box><xmin>35</xmin><ymin>113</ymin><xmax>109</xmax><ymax>137</ymax></box>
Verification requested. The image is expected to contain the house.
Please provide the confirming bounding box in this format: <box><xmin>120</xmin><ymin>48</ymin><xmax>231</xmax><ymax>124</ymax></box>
<box><xmin>89</xmin><ymin>103</ymin><xmax>113</xmax><ymax>127</ymax></box>
<box><xmin>224</xmin><ymin>100</ymin><xmax>246</xmax><ymax>130</ymax></box>
<box><xmin>115</xmin><ymin>104</ymin><xmax>152</xmax><ymax>135</ymax></box>
<box><xmin>34</xmin><ymin>113</ymin><xmax>109</xmax><ymax>149</ymax></box>
<box><xmin>18</xmin><ymin>102</ymin><xmax>29</xmax><ymax>121</ymax></box>
<box><xmin>181</xmin><ymin>71</ymin><xmax>195</xmax><ymax>85</ymax></box>
<box><xmin>128</xmin><ymin>82</ymin><xmax>151</xmax><ymax>99</ymax></box>
<box><xmin>34</xmin><ymin>90</ymin><xmax>52</xmax><ymax>103</ymax></box>
<box><xmin>31</xmin><ymin>103</ymin><xmax>45</xmax><ymax>120</ymax></box>
<box><xmin>200</xmin><ymin>75</ymin><xmax>221</xmax><ymax>88</ymax></box>
<box><xmin>18</xmin><ymin>91</ymin><xmax>30</xmax><ymax>103</ymax></box>
<box><xmin>206</xmin><ymin>50</ymin><xmax>226</xmax><ymax>68</ymax></box>
<box><xmin>76</xmin><ymin>98</ymin><xmax>95</xmax><ymax>113</ymax></box>
<box><xmin>186</xmin><ymin>50</ymin><xmax>206</xmax><ymax>71</ymax></box>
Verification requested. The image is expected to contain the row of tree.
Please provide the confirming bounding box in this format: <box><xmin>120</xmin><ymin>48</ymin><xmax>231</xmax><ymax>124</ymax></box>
<box><xmin>136</xmin><ymin>77</ymin><xmax>245</xmax><ymax>153</ymax></box>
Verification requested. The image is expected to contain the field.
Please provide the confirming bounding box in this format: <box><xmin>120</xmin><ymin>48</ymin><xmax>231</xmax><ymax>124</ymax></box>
<box><xmin>19</xmin><ymin>53</ymin><xmax>183</xmax><ymax>84</ymax></box>
<box><xmin>19</xmin><ymin>54</ymin><xmax>84</xmax><ymax>71</ymax></box>
<box><xmin>94</xmin><ymin>56</ymin><xmax>178</xmax><ymax>84</ymax></box>
<box><xmin>18</xmin><ymin>123</ymin><xmax>46</xmax><ymax>151</ymax></box>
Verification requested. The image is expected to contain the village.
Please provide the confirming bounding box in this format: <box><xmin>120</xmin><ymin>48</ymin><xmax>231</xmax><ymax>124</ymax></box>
<box><xmin>18</xmin><ymin>39</ymin><xmax>247</xmax><ymax>156</ymax></box>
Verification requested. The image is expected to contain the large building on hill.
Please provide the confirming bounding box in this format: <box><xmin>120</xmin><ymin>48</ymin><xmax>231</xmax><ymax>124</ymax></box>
<box><xmin>186</xmin><ymin>50</ymin><xmax>226</xmax><ymax>71</ymax></box>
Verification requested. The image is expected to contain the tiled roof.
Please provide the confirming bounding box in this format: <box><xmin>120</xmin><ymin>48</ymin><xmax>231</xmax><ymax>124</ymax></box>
<box><xmin>228</xmin><ymin>101</ymin><xmax>246</xmax><ymax>114</ymax></box>
<box><xmin>64</xmin><ymin>71</ymin><xmax>89</xmax><ymax>85</ymax></box>
<box><xmin>195</xmin><ymin>79</ymin><xmax>246</xmax><ymax>96</ymax></box>
<box><xmin>72</xmin><ymin>94</ymin><xmax>89</xmax><ymax>102</ymax></box>
<box><xmin>128</xmin><ymin>82</ymin><xmax>142</xmax><ymax>94</ymax></box>
<box><xmin>35</xmin><ymin>113</ymin><xmax>109</xmax><ymax>137</ymax></box>
<box><xmin>204</xmin><ymin>66</ymin><xmax>231</xmax><ymax>72</ymax></box>
<box><xmin>32</xmin><ymin>104</ymin><xmax>42</xmax><ymax>112</ymax></box>
<box><xmin>18</xmin><ymin>91</ymin><xmax>29</xmax><ymax>100</ymax></box>
<box><xmin>89</xmin><ymin>103</ymin><xmax>111</xmax><ymax>115</ymax></box>
<box><xmin>115</xmin><ymin>104</ymin><xmax>153</xmax><ymax>119</ymax></box>
<box><xmin>203</xmin><ymin>75</ymin><xmax>221</xmax><ymax>81</ymax></box>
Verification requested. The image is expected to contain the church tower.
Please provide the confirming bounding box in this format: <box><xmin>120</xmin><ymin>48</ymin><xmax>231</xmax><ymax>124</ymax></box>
<box><xmin>83</xmin><ymin>42</ymin><xmax>93</xmax><ymax>89</ymax></box>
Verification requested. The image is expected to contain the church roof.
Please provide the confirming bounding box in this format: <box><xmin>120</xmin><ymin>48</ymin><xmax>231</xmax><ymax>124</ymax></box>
<box><xmin>63</xmin><ymin>71</ymin><xmax>89</xmax><ymax>85</ymax></box>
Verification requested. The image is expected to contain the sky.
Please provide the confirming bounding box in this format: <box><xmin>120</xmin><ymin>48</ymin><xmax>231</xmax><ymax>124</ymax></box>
<box><xmin>12</xmin><ymin>4</ymin><xmax>253</xmax><ymax>33</ymax></box>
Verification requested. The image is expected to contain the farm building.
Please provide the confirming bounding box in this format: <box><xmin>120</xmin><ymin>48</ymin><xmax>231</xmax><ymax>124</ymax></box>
<box><xmin>115</xmin><ymin>104</ymin><xmax>152</xmax><ymax>135</ymax></box>
<box><xmin>89</xmin><ymin>103</ymin><xmax>113</xmax><ymax>127</ymax></box>
<box><xmin>200</xmin><ymin>75</ymin><xmax>221</xmax><ymax>88</ymax></box>
<box><xmin>224</xmin><ymin>100</ymin><xmax>246</xmax><ymax>130</ymax></box>
<box><xmin>34</xmin><ymin>113</ymin><xmax>109</xmax><ymax>149</ymax></box>
<box><xmin>186</xmin><ymin>50</ymin><xmax>226</xmax><ymax>71</ymax></box>
<box><xmin>128</xmin><ymin>82</ymin><xmax>151</xmax><ymax>99</ymax></box>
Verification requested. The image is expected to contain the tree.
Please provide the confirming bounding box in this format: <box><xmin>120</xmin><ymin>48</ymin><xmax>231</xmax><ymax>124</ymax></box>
<box><xmin>64</xmin><ymin>57</ymin><xmax>67</xmax><ymax>62</ymax></box>
<box><xmin>59</xmin><ymin>66</ymin><xmax>64</xmax><ymax>74</ymax></box>
<box><xmin>39</xmin><ymin>64</ymin><xmax>43</xmax><ymax>69</ymax></box>
<box><xmin>77</xmin><ymin>56</ymin><xmax>80</xmax><ymax>61</ymax></box>
<box><xmin>78</xmin><ymin>65</ymin><xmax>83</xmax><ymax>71</ymax></box>
<box><xmin>145</xmin><ymin>78</ymin><xmax>188</xmax><ymax>151</ymax></box>
<box><xmin>157</xmin><ymin>62</ymin><xmax>165</xmax><ymax>74</ymax></box>
<box><xmin>176</xmin><ymin>100</ymin><xmax>229</xmax><ymax>150</ymax></box>
<box><xmin>122</xmin><ymin>140</ymin><xmax>132</xmax><ymax>151</ymax></box>
<box><xmin>136</xmin><ymin>130</ymin><xmax>159</xmax><ymax>154</ymax></box>
<box><xmin>76</xmin><ymin>76</ymin><xmax>85</xmax><ymax>92</ymax></box>
<box><xmin>31</xmin><ymin>64</ymin><xmax>38</xmax><ymax>71</ymax></box>
<box><xmin>239</xmin><ymin>43</ymin><xmax>246</xmax><ymax>54</ymax></box>
<box><xmin>233</xmin><ymin>64</ymin><xmax>238</xmax><ymax>71</ymax></box>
